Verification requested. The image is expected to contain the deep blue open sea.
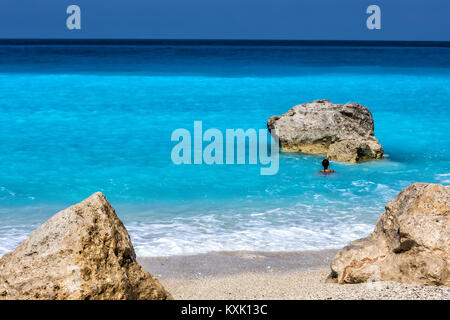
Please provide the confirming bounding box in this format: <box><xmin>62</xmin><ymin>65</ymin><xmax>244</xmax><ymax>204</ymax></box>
<box><xmin>0</xmin><ymin>42</ymin><xmax>449</xmax><ymax>256</ymax></box>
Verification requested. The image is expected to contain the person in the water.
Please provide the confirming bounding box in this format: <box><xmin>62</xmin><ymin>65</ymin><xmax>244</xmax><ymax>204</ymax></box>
<box><xmin>319</xmin><ymin>158</ymin><xmax>335</xmax><ymax>174</ymax></box>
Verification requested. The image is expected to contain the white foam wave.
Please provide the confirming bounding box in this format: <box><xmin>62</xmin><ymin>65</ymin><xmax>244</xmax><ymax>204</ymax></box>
<box><xmin>0</xmin><ymin>224</ymin><xmax>39</xmax><ymax>257</ymax></box>
<box><xmin>125</xmin><ymin>208</ymin><xmax>375</xmax><ymax>257</ymax></box>
<box><xmin>0</xmin><ymin>205</ymin><xmax>379</xmax><ymax>258</ymax></box>
<box><xmin>435</xmin><ymin>173</ymin><xmax>450</xmax><ymax>184</ymax></box>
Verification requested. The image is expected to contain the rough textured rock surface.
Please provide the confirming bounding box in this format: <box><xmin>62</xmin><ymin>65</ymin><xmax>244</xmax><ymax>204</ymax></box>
<box><xmin>328</xmin><ymin>183</ymin><xmax>450</xmax><ymax>286</ymax></box>
<box><xmin>0</xmin><ymin>192</ymin><xmax>172</xmax><ymax>300</ymax></box>
<box><xmin>267</xmin><ymin>100</ymin><xmax>384</xmax><ymax>162</ymax></box>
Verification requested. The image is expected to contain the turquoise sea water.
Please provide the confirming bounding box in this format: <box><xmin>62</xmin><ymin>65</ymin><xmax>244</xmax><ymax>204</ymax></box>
<box><xmin>0</xmin><ymin>44</ymin><xmax>449</xmax><ymax>256</ymax></box>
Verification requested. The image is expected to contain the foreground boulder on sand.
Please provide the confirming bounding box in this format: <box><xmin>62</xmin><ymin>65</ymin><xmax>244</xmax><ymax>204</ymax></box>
<box><xmin>328</xmin><ymin>183</ymin><xmax>450</xmax><ymax>286</ymax></box>
<box><xmin>0</xmin><ymin>192</ymin><xmax>172</xmax><ymax>300</ymax></box>
<box><xmin>267</xmin><ymin>100</ymin><xmax>384</xmax><ymax>163</ymax></box>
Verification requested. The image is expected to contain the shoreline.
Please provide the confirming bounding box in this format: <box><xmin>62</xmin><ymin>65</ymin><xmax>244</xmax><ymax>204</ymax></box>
<box><xmin>138</xmin><ymin>249</ymin><xmax>338</xmax><ymax>280</ymax></box>
<box><xmin>139</xmin><ymin>249</ymin><xmax>450</xmax><ymax>300</ymax></box>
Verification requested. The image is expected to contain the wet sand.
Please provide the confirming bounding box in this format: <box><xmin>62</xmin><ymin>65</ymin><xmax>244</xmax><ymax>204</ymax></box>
<box><xmin>139</xmin><ymin>249</ymin><xmax>450</xmax><ymax>300</ymax></box>
<box><xmin>139</xmin><ymin>249</ymin><xmax>338</xmax><ymax>279</ymax></box>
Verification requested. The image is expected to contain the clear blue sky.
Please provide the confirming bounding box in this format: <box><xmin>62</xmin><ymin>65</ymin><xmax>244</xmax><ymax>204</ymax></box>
<box><xmin>0</xmin><ymin>0</ymin><xmax>449</xmax><ymax>40</ymax></box>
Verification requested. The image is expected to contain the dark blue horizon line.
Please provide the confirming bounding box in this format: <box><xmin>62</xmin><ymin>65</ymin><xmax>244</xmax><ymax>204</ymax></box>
<box><xmin>1</xmin><ymin>39</ymin><xmax>450</xmax><ymax>48</ymax></box>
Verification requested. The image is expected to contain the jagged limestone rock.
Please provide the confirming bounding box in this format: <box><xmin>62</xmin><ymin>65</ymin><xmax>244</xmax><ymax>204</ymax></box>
<box><xmin>267</xmin><ymin>100</ymin><xmax>384</xmax><ymax>163</ymax></box>
<box><xmin>0</xmin><ymin>192</ymin><xmax>172</xmax><ymax>300</ymax></box>
<box><xmin>328</xmin><ymin>183</ymin><xmax>450</xmax><ymax>286</ymax></box>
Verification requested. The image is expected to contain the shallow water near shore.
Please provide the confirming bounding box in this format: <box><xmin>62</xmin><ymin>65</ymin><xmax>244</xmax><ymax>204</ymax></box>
<box><xmin>0</xmin><ymin>44</ymin><xmax>449</xmax><ymax>256</ymax></box>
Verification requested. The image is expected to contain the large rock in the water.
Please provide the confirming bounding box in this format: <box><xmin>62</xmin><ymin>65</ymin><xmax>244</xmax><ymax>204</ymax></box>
<box><xmin>0</xmin><ymin>192</ymin><xmax>172</xmax><ymax>300</ymax></box>
<box><xmin>267</xmin><ymin>100</ymin><xmax>384</xmax><ymax>163</ymax></box>
<box><xmin>328</xmin><ymin>183</ymin><xmax>450</xmax><ymax>286</ymax></box>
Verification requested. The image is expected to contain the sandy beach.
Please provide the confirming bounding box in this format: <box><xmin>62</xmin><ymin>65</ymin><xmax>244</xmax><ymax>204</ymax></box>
<box><xmin>139</xmin><ymin>250</ymin><xmax>450</xmax><ymax>300</ymax></box>
<box><xmin>1</xmin><ymin>41</ymin><xmax>449</xmax><ymax>302</ymax></box>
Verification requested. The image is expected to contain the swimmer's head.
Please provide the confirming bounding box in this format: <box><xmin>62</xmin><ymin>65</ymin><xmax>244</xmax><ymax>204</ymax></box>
<box><xmin>322</xmin><ymin>158</ymin><xmax>329</xmax><ymax>170</ymax></box>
